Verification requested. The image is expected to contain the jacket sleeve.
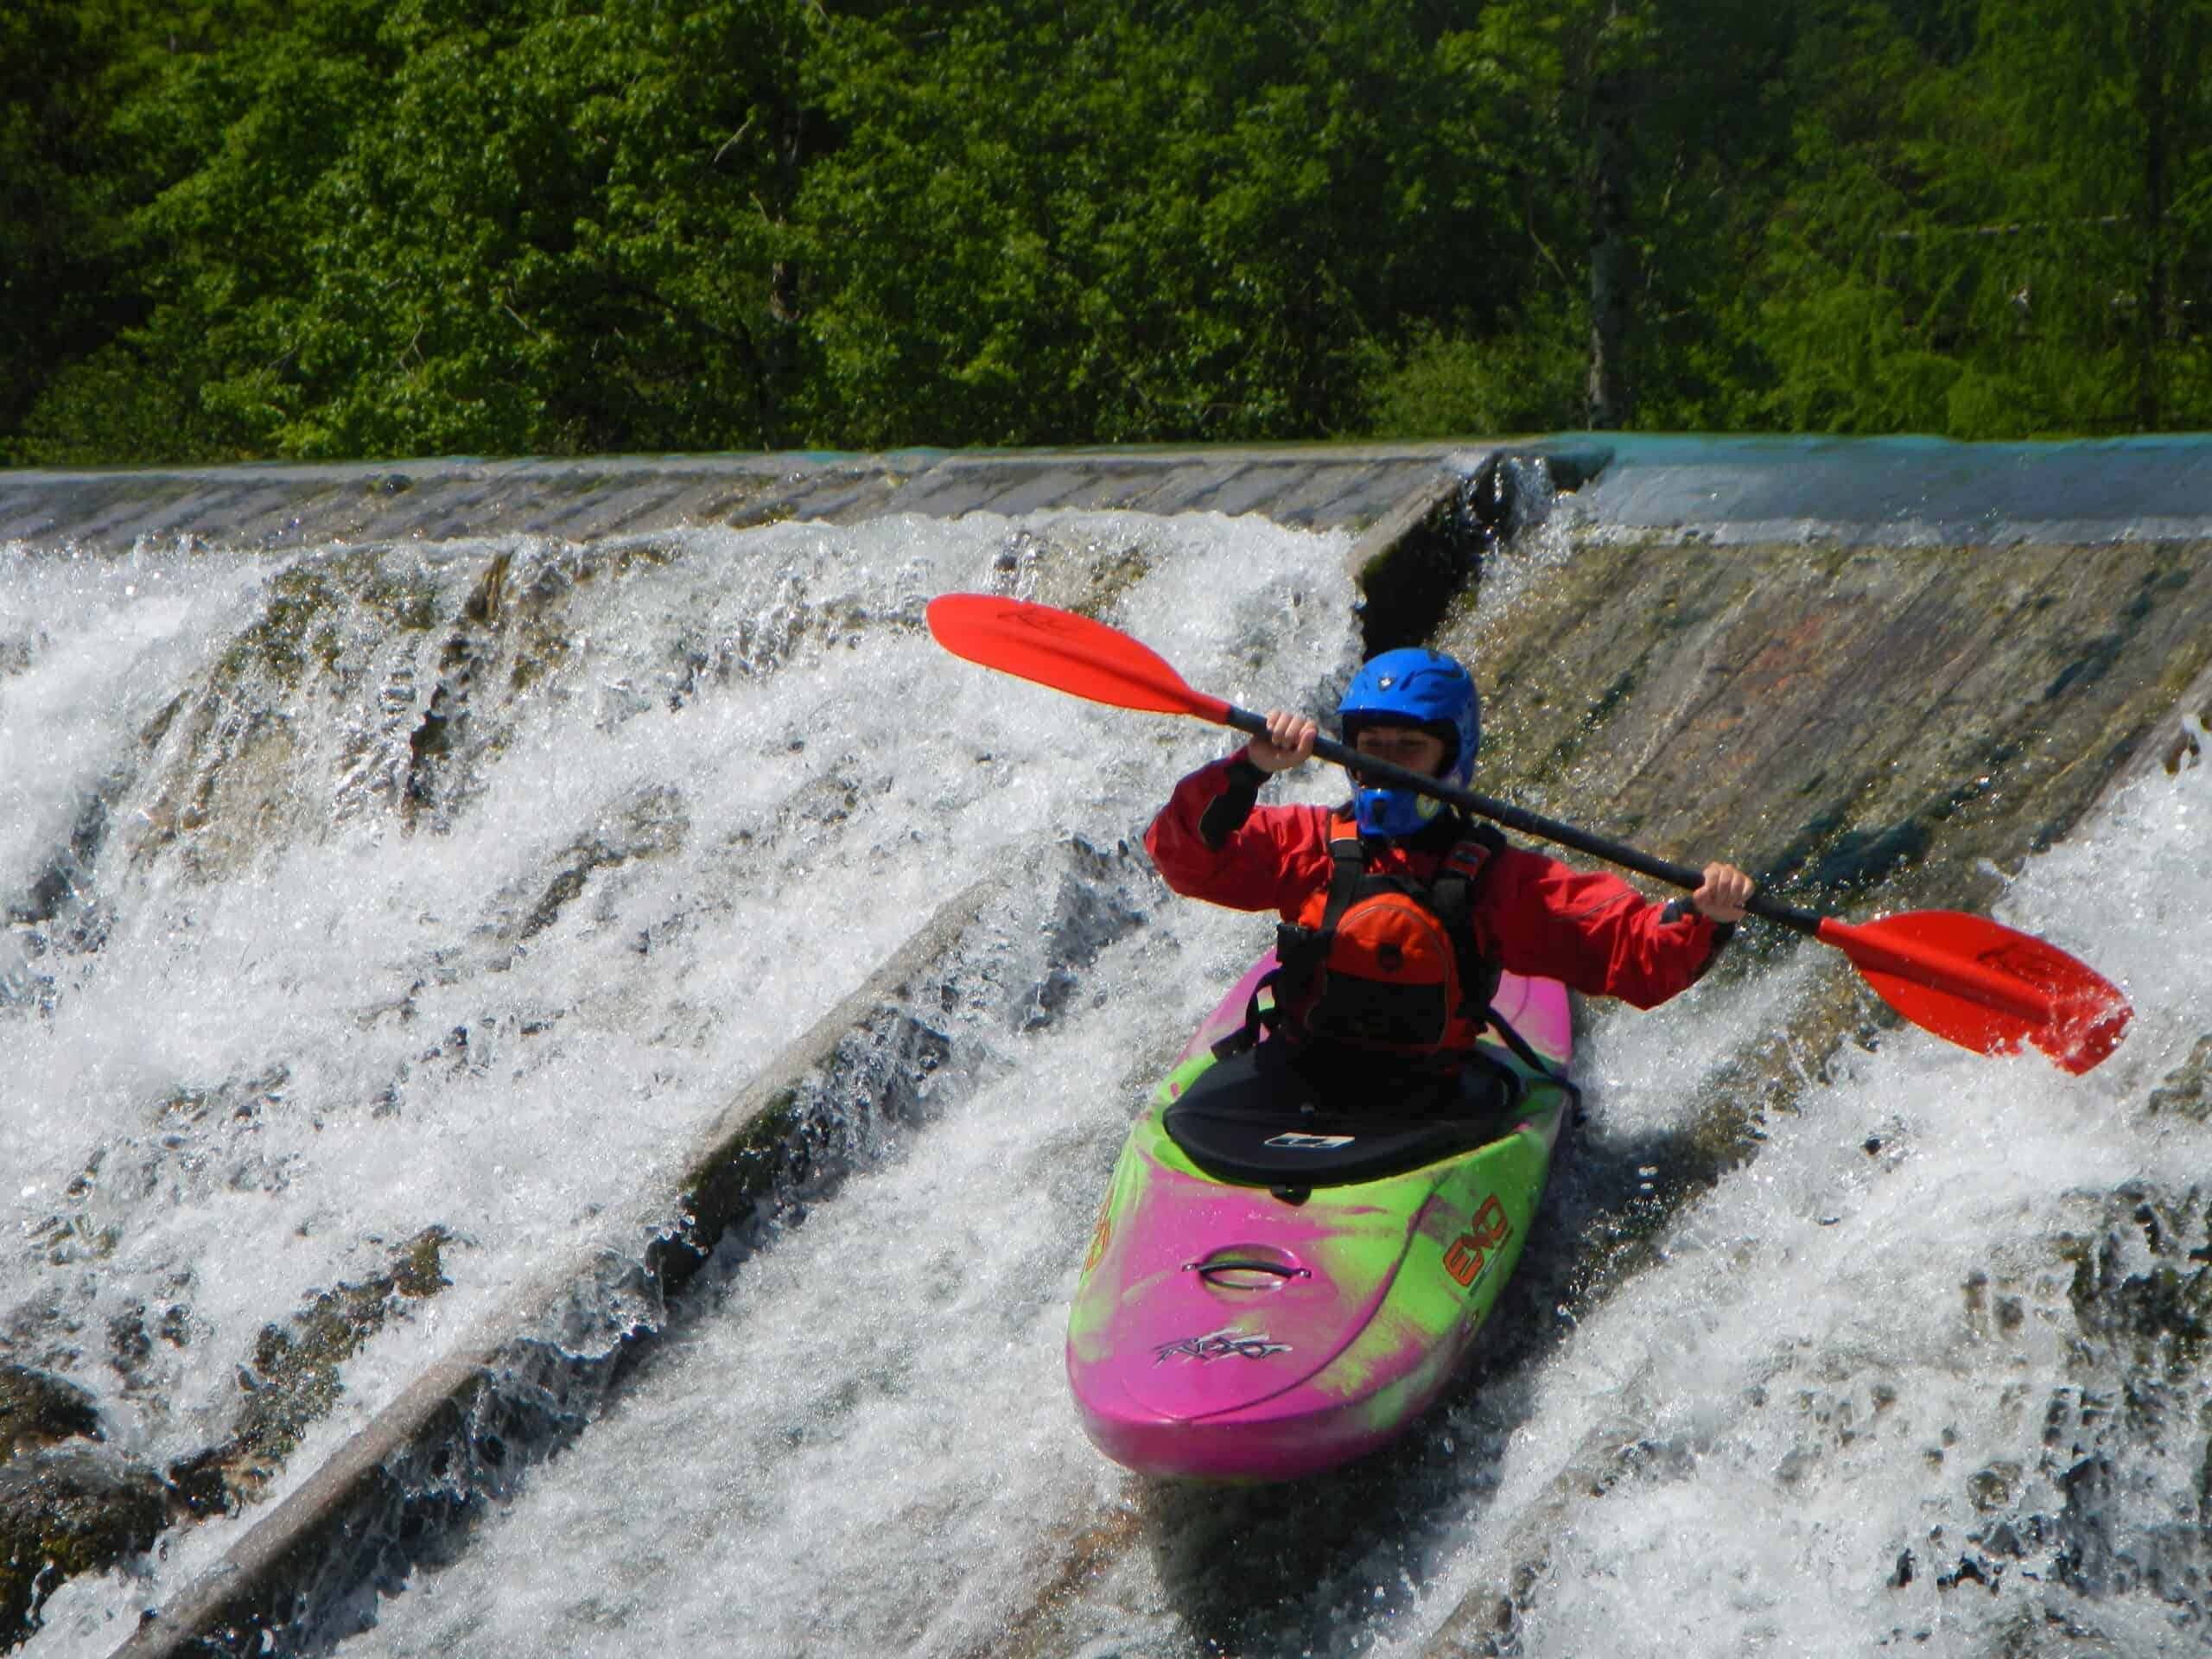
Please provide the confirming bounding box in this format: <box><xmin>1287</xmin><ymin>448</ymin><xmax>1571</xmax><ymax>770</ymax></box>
<box><xmin>1475</xmin><ymin>846</ymin><xmax>1729</xmax><ymax>1010</ymax></box>
<box><xmin>1143</xmin><ymin>752</ymin><xmax>1332</xmax><ymax>917</ymax></box>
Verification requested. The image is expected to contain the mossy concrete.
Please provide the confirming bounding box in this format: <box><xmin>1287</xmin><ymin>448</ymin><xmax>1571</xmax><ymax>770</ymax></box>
<box><xmin>161</xmin><ymin>1230</ymin><xmax>454</xmax><ymax>1522</ymax></box>
<box><xmin>1436</xmin><ymin>534</ymin><xmax>2212</xmax><ymax>1166</ymax></box>
<box><xmin>0</xmin><ymin>1240</ymin><xmax>452</xmax><ymax>1649</ymax></box>
<box><xmin>1407</xmin><ymin>508</ymin><xmax>2212</xmax><ymax>1656</ymax></box>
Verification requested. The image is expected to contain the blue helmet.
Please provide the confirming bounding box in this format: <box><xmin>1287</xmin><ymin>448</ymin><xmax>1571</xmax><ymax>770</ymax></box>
<box><xmin>1338</xmin><ymin>648</ymin><xmax>1480</xmax><ymax>836</ymax></box>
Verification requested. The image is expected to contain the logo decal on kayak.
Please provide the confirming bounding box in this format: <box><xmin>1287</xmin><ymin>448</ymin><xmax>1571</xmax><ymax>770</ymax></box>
<box><xmin>1153</xmin><ymin>1327</ymin><xmax>1293</xmax><ymax>1363</ymax></box>
<box><xmin>1443</xmin><ymin>1196</ymin><xmax>1513</xmax><ymax>1290</ymax></box>
<box><xmin>1083</xmin><ymin>1207</ymin><xmax>1113</xmax><ymax>1275</ymax></box>
<box><xmin>1263</xmin><ymin>1133</ymin><xmax>1355</xmax><ymax>1150</ymax></box>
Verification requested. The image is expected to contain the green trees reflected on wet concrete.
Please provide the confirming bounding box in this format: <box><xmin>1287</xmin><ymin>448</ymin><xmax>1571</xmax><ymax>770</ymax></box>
<box><xmin>4</xmin><ymin>0</ymin><xmax>2207</xmax><ymax>465</ymax></box>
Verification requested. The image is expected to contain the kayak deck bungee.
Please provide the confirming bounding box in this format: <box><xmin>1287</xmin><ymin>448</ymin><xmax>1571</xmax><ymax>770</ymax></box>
<box><xmin>1065</xmin><ymin>955</ymin><xmax>1574</xmax><ymax>1483</ymax></box>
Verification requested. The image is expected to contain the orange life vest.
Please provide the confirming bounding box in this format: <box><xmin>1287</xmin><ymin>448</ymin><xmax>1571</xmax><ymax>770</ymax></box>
<box><xmin>1273</xmin><ymin>816</ymin><xmax>1505</xmax><ymax>1064</ymax></box>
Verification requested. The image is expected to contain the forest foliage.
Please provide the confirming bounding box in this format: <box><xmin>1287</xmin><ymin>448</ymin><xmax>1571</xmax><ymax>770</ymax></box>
<box><xmin>3</xmin><ymin>0</ymin><xmax>2207</xmax><ymax>465</ymax></box>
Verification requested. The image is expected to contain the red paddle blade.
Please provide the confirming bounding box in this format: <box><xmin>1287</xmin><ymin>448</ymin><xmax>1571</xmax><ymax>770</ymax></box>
<box><xmin>925</xmin><ymin>594</ymin><xmax>1230</xmax><ymax>721</ymax></box>
<box><xmin>1818</xmin><ymin>911</ymin><xmax>2130</xmax><ymax>1075</ymax></box>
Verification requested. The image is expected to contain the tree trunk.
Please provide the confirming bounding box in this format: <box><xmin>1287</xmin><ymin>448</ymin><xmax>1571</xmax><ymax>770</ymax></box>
<box><xmin>2132</xmin><ymin>0</ymin><xmax>2170</xmax><ymax>430</ymax></box>
<box><xmin>1586</xmin><ymin>72</ymin><xmax>1633</xmax><ymax>429</ymax></box>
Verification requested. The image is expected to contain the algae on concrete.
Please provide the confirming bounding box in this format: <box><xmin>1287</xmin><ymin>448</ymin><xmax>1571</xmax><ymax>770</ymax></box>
<box><xmin>1416</xmin><ymin>524</ymin><xmax>2212</xmax><ymax>1332</ymax></box>
<box><xmin>2</xmin><ymin>1228</ymin><xmax>459</xmax><ymax>1646</ymax></box>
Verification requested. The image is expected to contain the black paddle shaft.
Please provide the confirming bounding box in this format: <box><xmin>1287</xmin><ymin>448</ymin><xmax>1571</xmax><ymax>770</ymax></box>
<box><xmin>1218</xmin><ymin>705</ymin><xmax>1826</xmax><ymax>937</ymax></box>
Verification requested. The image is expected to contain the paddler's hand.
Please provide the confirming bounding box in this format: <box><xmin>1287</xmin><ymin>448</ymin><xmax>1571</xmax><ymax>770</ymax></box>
<box><xmin>1692</xmin><ymin>862</ymin><xmax>1755</xmax><ymax>924</ymax></box>
<box><xmin>1245</xmin><ymin>710</ymin><xmax>1319</xmax><ymax>774</ymax></box>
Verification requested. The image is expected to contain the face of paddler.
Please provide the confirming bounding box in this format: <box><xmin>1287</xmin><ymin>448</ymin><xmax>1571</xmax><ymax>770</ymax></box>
<box><xmin>1351</xmin><ymin>722</ymin><xmax>1447</xmax><ymax>778</ymax></box>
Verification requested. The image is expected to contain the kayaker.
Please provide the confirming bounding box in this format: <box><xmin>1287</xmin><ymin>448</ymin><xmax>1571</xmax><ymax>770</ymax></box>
<box><xmin>1144</xmin><ymin>646</ymin><xmax>1752</xmax><ymax>1088</ymax></box>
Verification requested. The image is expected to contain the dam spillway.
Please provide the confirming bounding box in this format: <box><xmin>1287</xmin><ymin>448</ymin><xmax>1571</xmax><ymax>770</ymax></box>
<box><xmin>3</xmin><ymin>436</ymin><xmax>2211</xmax><ymax>1657</ymax></box>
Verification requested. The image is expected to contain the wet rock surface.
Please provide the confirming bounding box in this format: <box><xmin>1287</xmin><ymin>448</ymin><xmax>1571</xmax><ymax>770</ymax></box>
<box><xmin>1438</xmin><ymin>527</ymin><xmax>2212</xmax><ymax>1166</ymax></box>
<box><xmin>0</xmin><ymin>1365</ymin><xmax>102</xmax><ymax>1464</ymax></box>
<box><xmin>0</xmin><ymin>1234</ymin><xmax>450</xmax><ymax>1649</ymax></box>
<box><xmin>166</xmin><ymin>1228</ymin><xmax>454</xmax><ymax>1517</ymax></box>
<box><xmin>2</xmin><ymin>1363</ymin><xmax>167</xmax><ymax>1649</ymax></box>
<box><xmin>1389</xmin><ymin>512</ymin><xmax>2212</xmax><ymax>1655</ymax></box>
<box><xmin>0</xmin><ymin>1451</ymin><xmax>168</xmax><ymax>1645</ymax></box>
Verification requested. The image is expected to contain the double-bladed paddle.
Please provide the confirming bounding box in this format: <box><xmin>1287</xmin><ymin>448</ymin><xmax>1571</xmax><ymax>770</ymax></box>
<box><xmin>925</xmin><ymin>593</ymin><xmax>2132</xmax><ymax>1075</ymax></box>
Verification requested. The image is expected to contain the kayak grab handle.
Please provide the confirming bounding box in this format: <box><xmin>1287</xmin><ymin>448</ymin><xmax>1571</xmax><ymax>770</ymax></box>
<box><xmin>1185</xmin><ymin>1259</ymin><xmax>1312</xmax><ymax>1281</ymax></box>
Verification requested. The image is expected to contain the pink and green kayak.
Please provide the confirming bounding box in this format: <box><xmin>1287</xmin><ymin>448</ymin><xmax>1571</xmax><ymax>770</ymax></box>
<box><xmin>1065</xmin><ymin>954</ymin><xmax>1575</xmax><ymax>1483</ymax></box>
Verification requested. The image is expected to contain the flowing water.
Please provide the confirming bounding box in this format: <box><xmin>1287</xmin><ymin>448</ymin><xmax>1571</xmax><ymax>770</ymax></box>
<box><xmin>5</xmin><ymin>479</ymin><xmax>2208</xmax><ymax>1658</ymax></box>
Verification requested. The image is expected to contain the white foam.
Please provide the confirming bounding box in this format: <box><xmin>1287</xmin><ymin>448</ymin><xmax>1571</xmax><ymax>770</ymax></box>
<box><xmin>11</xmin><ymin>511</ymin><xmax>1355</xmax><ymax>1654</ymax></box>
<box><xmin>1382</xmin><ymin>756</ymin><xmax>2212</xmax><ymax>1659</ymax></box>
<box><xmin>15</xmin><ymin>512</ymin><xmax>2207</xmax><ymax>1659</ymax></box>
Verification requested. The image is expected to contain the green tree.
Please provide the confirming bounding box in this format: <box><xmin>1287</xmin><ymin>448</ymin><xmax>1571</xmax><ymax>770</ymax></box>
<box><xmin>266</xmin><ymin>0</ymin><xmax>823</xmax><ymax>457</ymax></box>
<box><xmin>12</xmin><ymin>0</ymin><xmax>2206</xmax><ymax>461</ymax></box>
<box><xmin>17</xmin><ymin>0</ymin><xmax>826</xmax><ymax>463</ymax></box>
<box><xmin>1363</xmin><ymin>0</ymin><xmax>1804</xmax><ymax>438</ymax></box>
<box><xmin>0</xmin><ymin>0</ymin><xmax>208</xmax><ymax>459</ymax></box>
<box><xmin>1742</xmin><ymin>3</ymin><xmax>1962</xmax><ymax>432</ymax></box>
<box><xmin>14</xmin><ymin>0</ymin><xmax>397</xmax><ymax>461</ymax></box>
<box><xmin>793</xmin><ymin>0</ymin><xmax>1513</xmax><ymax>447</ymax></box>
<box><xmin>1958</xmin><ymin>0</ymin><xmax>2212</xmax><ymax>430</ymax></box>
<box><xmin>1</xmin><ymin>3</ymin><xmax>91</xmax><ymax>450</ymax></box>
<box><xmin>1749</xmin><ymin>0</ymin><xmax>2211</xmax><ymax>436</ymax></box>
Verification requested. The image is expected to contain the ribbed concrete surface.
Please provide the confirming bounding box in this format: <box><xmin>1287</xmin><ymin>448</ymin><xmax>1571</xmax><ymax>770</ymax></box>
<box><xmin>0</xmin><ymin>445</ymin><xmax>1485</xmax><ymax>554</ymax></box>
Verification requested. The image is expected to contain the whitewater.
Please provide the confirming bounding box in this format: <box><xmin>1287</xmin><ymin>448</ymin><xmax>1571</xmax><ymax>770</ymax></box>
<box><xmin>6</xmin><ymin>500</ymin><xmax>2207</xmax><ymax>1657</ymax></box>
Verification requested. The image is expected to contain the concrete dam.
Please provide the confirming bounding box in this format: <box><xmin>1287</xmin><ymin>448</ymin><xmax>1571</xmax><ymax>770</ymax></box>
<box><xmin>3</xmin><ymin>435</ymin><xmax>2210</xmax><ymax>1657</ymax></box>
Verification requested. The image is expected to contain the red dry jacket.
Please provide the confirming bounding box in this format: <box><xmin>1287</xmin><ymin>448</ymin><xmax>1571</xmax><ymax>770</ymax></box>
<box><xmin>1145</xmin><ymin>752</ymin><xmax>1725</xmax><ymax>1016</ymax></box>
